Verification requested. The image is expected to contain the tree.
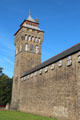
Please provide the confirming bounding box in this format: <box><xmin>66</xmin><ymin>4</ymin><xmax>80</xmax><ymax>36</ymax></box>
<box><xmin>0</xmin><ymin>67</ymin><xmax>3</xmax><ymax>76</ymax></box>
<box><xmin>0</xmin><ymin>74</ymin><xmax>13</xmax><ymax>106</ymax></box>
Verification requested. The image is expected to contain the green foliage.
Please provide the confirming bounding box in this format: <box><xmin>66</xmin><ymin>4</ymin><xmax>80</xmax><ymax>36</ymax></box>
<box><xmin>0</xmin><ymin>67</ymin><xmax>3</xmax><ymax>76</ymax></box>
<box><xmin>0</xmin><ymin>111</ymin><xmax>57</xmax><ymax>120</ymax></box>
<box><xmin>0</xmin><ymin>74</ymin><xmax>13</xmax><ymax>105</ymax></box>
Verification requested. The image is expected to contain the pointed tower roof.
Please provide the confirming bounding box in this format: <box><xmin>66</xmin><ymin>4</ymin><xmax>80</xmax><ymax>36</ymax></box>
<box><xmin>15</xmin><ymin>10</ymin><xmax>44</xmax><ymax>35</ymax></box>
<box><xmin>27</xmin><ymin>9</ymin><xmax>36</xmax><ymax>22</ymax></box>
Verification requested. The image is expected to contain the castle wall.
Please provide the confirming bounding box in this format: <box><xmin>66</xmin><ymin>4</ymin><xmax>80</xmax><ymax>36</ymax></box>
<box><xmin>19</xmin><ymin>52</ymin><xmax>80</xmax><ymax>120</ymax></box>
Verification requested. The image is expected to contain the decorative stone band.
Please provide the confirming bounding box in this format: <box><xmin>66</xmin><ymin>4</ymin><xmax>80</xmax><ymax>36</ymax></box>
<box><xmin>21</xmin><ymin>52</ymin><xmax>80</xmax><ymax>81</ymax></box>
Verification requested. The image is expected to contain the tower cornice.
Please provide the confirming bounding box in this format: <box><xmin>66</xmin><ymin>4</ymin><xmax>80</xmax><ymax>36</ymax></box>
<box><xmin>14</xmin><ymin>26</ymin><xmax>44</xmax><ymax>36</ymax></box>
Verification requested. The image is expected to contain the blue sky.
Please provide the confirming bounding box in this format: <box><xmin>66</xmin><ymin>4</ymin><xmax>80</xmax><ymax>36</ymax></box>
<box><xmin>0</xmin><ymin>0</ymin><xmax>80</xmax><ymax>77</ymax></box>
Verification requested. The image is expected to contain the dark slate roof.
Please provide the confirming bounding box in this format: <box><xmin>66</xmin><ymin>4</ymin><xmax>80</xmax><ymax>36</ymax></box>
<box><xmin>21</xmin><ymin>43</ymin><xmax>80</xmax><ymax>78</ymax></box>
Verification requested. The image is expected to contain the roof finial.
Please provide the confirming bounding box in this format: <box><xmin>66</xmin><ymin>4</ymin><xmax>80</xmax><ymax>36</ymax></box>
<box><xmin>29</xmin><ymin>9</ymin><xmax>31</xmax><ymax>16</ymax></box>
<box><xmin>27</xmin><ymin>9</ymin><xmax>36</xmax><ymax>22</ymax></box>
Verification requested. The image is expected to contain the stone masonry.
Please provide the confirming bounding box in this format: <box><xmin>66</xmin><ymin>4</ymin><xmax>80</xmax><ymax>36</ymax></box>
<box><xmin>11</xmin><ymin>11</ymin><xmax>80</xmax><ymax>120</ymax></box>
<box><xmin>19</xmin><ymin>52</ymin><xmax>80</xmax><ymax>120</ymax></box>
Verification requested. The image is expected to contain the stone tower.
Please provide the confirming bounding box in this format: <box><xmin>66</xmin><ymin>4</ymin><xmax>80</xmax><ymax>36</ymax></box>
<box><xmin>11</xmin><ymin>11</ymin><xmax>44</xmax><ymax>110</ymax></box>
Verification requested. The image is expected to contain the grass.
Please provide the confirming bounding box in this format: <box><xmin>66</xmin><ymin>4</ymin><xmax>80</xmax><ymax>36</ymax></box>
<box><xmin>0</xmin><ymin>111</ymin><xmax>57</xmax><ymax>120</ymax></box>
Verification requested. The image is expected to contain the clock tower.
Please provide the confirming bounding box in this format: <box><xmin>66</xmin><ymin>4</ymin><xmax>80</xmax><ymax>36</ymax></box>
<box><xmin>11</xmin><ymin>10</ymin><xmax>44</xmax><ymax>109</ymax></box>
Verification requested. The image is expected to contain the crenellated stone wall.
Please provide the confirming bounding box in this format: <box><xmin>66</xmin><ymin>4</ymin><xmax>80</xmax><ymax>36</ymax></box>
<box><xmin>19</xmin><ymin>52</ymin><xmax>80</xmax><ymax>120</ymax></box>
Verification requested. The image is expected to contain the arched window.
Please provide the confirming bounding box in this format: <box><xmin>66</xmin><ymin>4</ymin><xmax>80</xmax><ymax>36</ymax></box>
<box><xmin>32</xmin><ymin>36</ymin><xmax>34</xmax><ymax>41</ymax></box>
<box><xmin>30</xmin><ymin>44</ymin><xmax>34</xmax><ymax>52</ymax></box>
<box><xmin>25</xmin><ymin>34</ymin><xmax>28</xmax><ymax>41</ymax></box>
<box><xmin>25</xmin><ymin>44</ymin><xmax>28</xmax><ymax>51</ymax></box>
<box><xmin>36</xmin><ymin>46</ymin><xmax>39</xmax><ymax>54</ymax></box>
<box><xmin>28</xmin><ymin>35</ymin><xmax>31</xmax><ymax>41</ymax></box>
<box><xmin>38</xmin><ymin>38</ymin><xmax>41</xmax><ymax>43</ymax></box>
<box><xmin>35</xmin><ymin>37</ymin><xmax>38</xmax><ymax>42</ymax></box>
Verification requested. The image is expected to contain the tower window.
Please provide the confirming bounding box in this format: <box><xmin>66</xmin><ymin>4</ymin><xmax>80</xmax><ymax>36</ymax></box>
<box><xmin>32</xmin><ymin>36</ymin><xmax>34</xmax><ymax>41</ymax></box>
<box><xmin>28</xmin><ymin>35</ymin><xmax>31</xmax><ymax>41</ymax></box>
<box><xmin>38</xmin><ymin>38</ymin><xmax>41</xmax><ymax>43</ymax></box>
<box><xmin>35</xmin><ymin>37</ymin><xmax>38</xmax><ymax>42</ymax></box>
<box><xmin>30</xmin><ymin>44</ymin><xmax>34</xmax><ymax>52</ymax></box>
<box><xmin>25</xmin><ymin>44</ymin><xmax>28</xmax><ymax>51</ymax></box>
<box><xmin>25</xmin><ymin>34</ymin><xmax>28</xmax><ymax>41</ymax></box>
<box><xmin>36</xmin><ymin>46</ymin><xmax>39</xmax><ymax>54</ymax></box>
